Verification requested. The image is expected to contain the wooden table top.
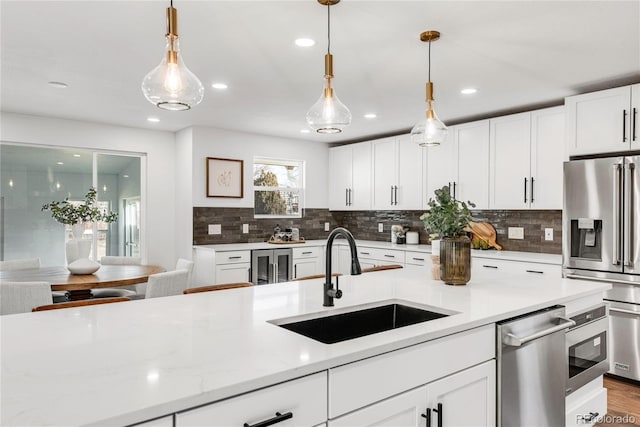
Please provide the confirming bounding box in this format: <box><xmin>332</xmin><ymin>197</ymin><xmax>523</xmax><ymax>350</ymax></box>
<box><xmin>0</xmin><ymin>265</ymin><xmax>165</xmax><ymax>291</ymax></box>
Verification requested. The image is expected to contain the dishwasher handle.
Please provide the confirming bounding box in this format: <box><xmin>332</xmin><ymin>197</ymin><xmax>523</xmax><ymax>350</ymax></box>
<box><xmin>503</xmin><ymin>317</ymin><xmax>576</xmax><ymax>347</ymax></box>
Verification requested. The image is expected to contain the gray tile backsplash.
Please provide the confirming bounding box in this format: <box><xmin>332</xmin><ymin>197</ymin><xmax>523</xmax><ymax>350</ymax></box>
<box><xmin>193</xmin><ymin>207</ymin><xmax>562</xmax><ymax>254</ymax></box>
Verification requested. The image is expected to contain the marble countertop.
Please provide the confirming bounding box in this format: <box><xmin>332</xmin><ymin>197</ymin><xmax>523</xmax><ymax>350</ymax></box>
<box><xmin>1</xmin><ymin>269</ymin><xmax>606</xmax><ymax>426</ymax></box>
<box><xmin>194</xmin><ymin>239</ymin><xmax>562</xmax><ymax>265</ymax></box>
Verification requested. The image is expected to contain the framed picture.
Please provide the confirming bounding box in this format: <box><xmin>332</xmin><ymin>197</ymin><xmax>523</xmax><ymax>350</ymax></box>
<box><xmin>206</xmin><ymin>157</ymin><xmax>244</xmax><ymax>198</ymax></box>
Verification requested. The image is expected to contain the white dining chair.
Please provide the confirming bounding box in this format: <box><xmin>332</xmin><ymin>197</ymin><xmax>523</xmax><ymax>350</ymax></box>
<box><xmin>91</xmin><ymin>256</ymin><xmax>142</xmax><ymax>298</ymax></box>
<box><xmin>0</xmin><ymin>258</ymin><xmax>68</xmax><ymax>303</ymax></box>
<box><xmin>176</xmin><ymin>258</ymin><xmax>195</xmax><ymax>288</ymax></box>
<box><xmin>145</xmin><ymin>270</ymin><xmax>189</xmax><ymax>299</ymax></box>
<box><xmin>0</xmin><ymin>282</ymin><xmax>54</xmax><ymax>315</ymax></box>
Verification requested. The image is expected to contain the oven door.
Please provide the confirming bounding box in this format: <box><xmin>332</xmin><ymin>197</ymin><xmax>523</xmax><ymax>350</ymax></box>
<box><xmin>566</xmin><ymin>317</ymin><xmax>609</xmax><ymax>395</ymax></box>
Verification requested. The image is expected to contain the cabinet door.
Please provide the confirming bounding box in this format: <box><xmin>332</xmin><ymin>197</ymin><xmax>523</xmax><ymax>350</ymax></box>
<box><xmin>329</xmin><ymin>386</ymin><xmax>427</xmax><ymax>427</ymax></box>
<box><xmin>631</xmin><ymin>83</ymin><xmax>640</xmax><ymax>150</ymax></box>
<box><xmin>489</xmin><ymin>112</ymin><xmax>531</xmax><ymax>209</ymax></box>
<box><xmin>294</xmin><ymin>259</ymin><xmax>321</xmax><ymax>279</ymax></box>
<box><xmin>566</xmin><ymin>86</ymin><xmax>632</xmax><ymax>155</ymax></box>
<box><xmin>351</xmin><ymin>142</ymin><xmax>372</xmax><ymax>210</ymax></box>
<box><xmin>456</xmin><ymin>120</ymin><xmax>490</xmax><ymax>209</ymax></box>
<box><xmin>215</xmin><ymin>263</ymin><xmax>250</xmax><ymax>285</ymax></box>
<box><xmin>425</xmin><ymin>128</ymin><xmax>456</xmax><ymax>206</ymax></box>
<box><xmin>372</xmin><ymin>137</ymin><xmax>398</xmax><ymax>210</ymax></box>
<box><xmin>329</xmin><ymin>145</ymin><xmax>353</xmax><ymax>210</ymax></box>
<box><xmin>425</xmin><ymin>360</ymin><xmax>496</xmax><ymax>427</ymax></box>
<box><xmin>396</xmin><ymin>134</ymin><xmax>424</xmax><ymax>210</ymax></box>
<box><xmin>530</xmin><ymin>106</ymin><xmax>565</xmax><ymax>209</ymax></box>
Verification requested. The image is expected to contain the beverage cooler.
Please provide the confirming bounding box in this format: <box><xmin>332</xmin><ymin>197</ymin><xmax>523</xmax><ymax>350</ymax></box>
<box><xmin>251</xmin><ymin>248</ymin><xmax>293</xmax><ymax>285</ymax></box>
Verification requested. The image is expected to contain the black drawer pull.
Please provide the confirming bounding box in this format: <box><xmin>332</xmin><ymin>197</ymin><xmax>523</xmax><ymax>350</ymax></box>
<box><xmin>412</xmin><ymin>257</ymin><xmax>425</xmax><ymax>261</ymax></box>
<box><xmin>526</xmin><ymin>270</ymin><xmax>544</xmax><ymax>274</ymax></box>
<box><xmin>482</xmin><ymin>265</ymin><xmax>498</xmax><ymax>269</ymax></box>
<box><xmin>243</xmin><ymin>411</ymin><xmax>293</xmax><ymax>427</ymax></box>
<box><xmin>384</xmin><ymin>254</ymin><xmax>395</xmax><ymax>258</ymax></box>
<box><xmin>360</xmin><ymin>252</ymin><xmax>371</xmax><ymax>255</ymax></box>
<box><xmin>581</xmin><ymin>412</ymin><xmax>599</xmax><ymax>422</ymax></box>
<box><xmin>301</xmin><ymin>251</ymin><xmax>313</xmax><ymax>255</ymax></box>
<box><xmin>228</xmin><ymin>256</ymin><xmax>242</xmax><ymax>260</ymax></box>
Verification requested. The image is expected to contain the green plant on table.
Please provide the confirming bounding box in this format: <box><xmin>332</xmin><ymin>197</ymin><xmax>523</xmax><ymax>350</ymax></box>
<box><xmin>41</xmin><ymin>187</ymin><xmax>118</xmax><ymax>225</ymax></box>
<box><xmin>420</xmin><ymin>185</ymin><xmax>476</xmax><ymax>239</ymax></box>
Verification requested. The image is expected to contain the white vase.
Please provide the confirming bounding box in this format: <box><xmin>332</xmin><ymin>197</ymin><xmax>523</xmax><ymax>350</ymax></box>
<box><xmin>71</xmin><ymin>223</ymin><xmax>85</xmax><ymax>240</ymax></box>
<box><xmin>65</xmin><ymin>240</ymin><xmax>92</xmax><ymax>264</ymax></box>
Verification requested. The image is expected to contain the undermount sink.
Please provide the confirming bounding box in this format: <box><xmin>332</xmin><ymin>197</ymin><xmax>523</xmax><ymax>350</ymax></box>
<box><xmin>269</xmin><ymin>300</ymin><xmax>455</xmax><ymax>344</ymax></box>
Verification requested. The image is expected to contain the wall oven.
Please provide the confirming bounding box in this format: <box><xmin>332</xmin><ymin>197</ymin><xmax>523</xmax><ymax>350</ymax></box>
<box><xmin>566</xmin><ymin>304</ymin><xmax>609</xmax><ymax>395</ymax></box>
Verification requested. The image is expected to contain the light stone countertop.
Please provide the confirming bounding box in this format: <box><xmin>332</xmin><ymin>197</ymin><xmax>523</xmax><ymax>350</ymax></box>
<box><xmin>1</xmin><ymin>268</ymin><xmax>606</xmax><ymax>426</ymax></box>
<box><xmin>194</xmin><ymin>239</ymin><xmax>562</xmax><ymax>265</ymax></box>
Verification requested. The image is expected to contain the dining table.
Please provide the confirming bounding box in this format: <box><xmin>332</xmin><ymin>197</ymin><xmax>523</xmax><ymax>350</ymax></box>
<box><xmin>0</xmin><ymin>264</ymin><xmax>165</xmax><ymax>300</ymax></box>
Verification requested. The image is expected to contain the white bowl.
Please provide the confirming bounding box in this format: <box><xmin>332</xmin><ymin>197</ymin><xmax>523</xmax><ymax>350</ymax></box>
<box><xmin>67</xmin><ymin>258</ymin><xmax>101</xmax><ymax>275</ymax></box>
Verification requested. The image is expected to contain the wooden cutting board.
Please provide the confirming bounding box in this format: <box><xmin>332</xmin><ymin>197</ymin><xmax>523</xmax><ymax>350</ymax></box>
<box><xmin>466</xmin><ymin>222</ymin><xmax>503</xmax><ymax>250</ymax></box>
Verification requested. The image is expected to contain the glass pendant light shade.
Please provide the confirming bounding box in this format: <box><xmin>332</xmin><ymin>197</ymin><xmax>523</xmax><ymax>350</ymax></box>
<box><xmin>411</xmin><ymin>105</ymin><xmax>448</xmax><ymax>146</ymax></box>
<box><xmin>141</xmin><ymin>5</ymin><xmax>204</xmax><ymax>111</ymax></box>
<box><xmin>306</xmin><ymin>79</ymin><xmax>352</xmax><ymax>134</ymax></box>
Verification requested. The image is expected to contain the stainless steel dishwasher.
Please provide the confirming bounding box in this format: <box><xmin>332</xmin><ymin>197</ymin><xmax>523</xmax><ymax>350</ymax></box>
<box><xmin>497</xmin><ymin>305</ymin><xmax>576</xmax><ymax>427</ymax></box>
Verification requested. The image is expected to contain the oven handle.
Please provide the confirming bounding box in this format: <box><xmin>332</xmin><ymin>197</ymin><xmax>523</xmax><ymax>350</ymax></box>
<box><xmin>609</xmin><ymin>307</ymin><xmax>640</xmax><ymax>317</ymax></box>
<box><xmin>503</xmin><ymin>317</ymin><xmax>575</xmax><ymax>347</ymax></box>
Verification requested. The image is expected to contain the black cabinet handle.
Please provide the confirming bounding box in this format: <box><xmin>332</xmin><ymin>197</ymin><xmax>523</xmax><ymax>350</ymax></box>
<box><xmin>582</xmin><ymin>412</ymin><xmax>600</xmax><ymax>423</ymax></box>
<box><xmin>524</xmin><ymin>177</ymin><xmax>528</xmax><ymax>203</ymax></box>
<box><xmin>243</xmin><ymin>411</ymin><xmax>293</xmax><ymax>427</ymax></box>
<box><xmin>421</xmin><ymin>408</ymin><xmax>432</xmax><ymax>427</ymax></box>
<box><xmin>360</xmin><ymin>252</ymin><xmax>371</xmax><ymax>255</ymax></box>
<box><xmin>452</xmin><ymin>182</ymin><xmax>457</xmax><ymax>199</ymax></box>
<box><xmin>526</xmin><ymin>269</ymin><xmax>544</xmax><ymax>274</ymax></box>
<box><xmin>483</xmin><ymin>265</ymin><xmax>498</xmax><ymax>269</ymax></box>
<box><xmin>633</xmin><ymin>107</ymin><xmax>638</xmax><ymax>142</ymax></box>
<box><xmin>433</xmin><ymin>403</ymin><xmax>443</xmax><ymax>427</ymax></box>
<box><xmin>228</xmin><ymin>256</ymin><xmax>242</xmax><ymax>260</ymax></box>
<box><xmin>294</xmin><ymin>264</ymin><xmax>297</xmax><ymax>277</ymax></box>
<box><xmin>394</xmin><ymin>185</ymin><xmax>399</xmax><ymax>205</ymax></box>
<box><xmin>345</xmin><ymin>188</ymin><xmax>349</xmax><ymax>206</ymax></box>
<box><xmin>384</xmin><ymin>254</ymin><xmax>395</xmax><ymax>258</ymax></box>
<box><xmin>413</xmin><ymin>257</ymin><xmax>425</xmax><ymax>261</ymax></box>
<box><xmin>349</xmin><ymin>188</ymin><xmax>352</xmax><ymax>206</ymax></box>
<box><xmin>623</xmin><ymin>109</ymin><xmax>628</xmax><ymax>142</ymax></box>
<box><xmin>530</xmin><ymin>176</ymin><xmax>535</xmax><ymax>203</ymax></box>
<box><xmin>302</xmin><ymin>251</ymin><xmax>312</xmax><ymax>255</ymax></box>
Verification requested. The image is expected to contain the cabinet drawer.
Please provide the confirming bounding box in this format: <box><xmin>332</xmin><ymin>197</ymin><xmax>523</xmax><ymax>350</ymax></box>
<box><xmin>357</xmin><ymin>247</ymin><xmax>405</xmax><ymax>264</ymax></box>
<box><xmin>216</xmin><ymin>250</ymin><xmax>251</xmax><ymax>265</ymax></box>
<box><xmin>293</xmin><ymin>246</ymin><xmax>323</xmax><ymax>259</ymax></box>
<box><xmin>473</xmin><ymin>258</ymin><xmax>560</xmax><ymax>277</ymax></box>
<box><xmin>328</xmin><ymin>324</ymin><xmax>495</xmax><ymax>418</ymax></box>
<box><xmin>405</xmin><ymin>251</ymin><xmax>431</xmax><ymax>266</ymax></box>
<box><xmin>565</xmin><ymin>388</ymin><xmax>607</xmax><ymax>427</ymax></box>
<box><xmin>177</xmin><ymin>372</ymin><xmax>327</xmax><ymax>427</ymax></box>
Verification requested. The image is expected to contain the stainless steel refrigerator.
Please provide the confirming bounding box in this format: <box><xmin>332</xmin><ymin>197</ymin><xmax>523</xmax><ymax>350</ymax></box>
<box><xmin>563</xmin><ymin>154</ymin><xmax>640</xmax><ymax>381</ymax></box>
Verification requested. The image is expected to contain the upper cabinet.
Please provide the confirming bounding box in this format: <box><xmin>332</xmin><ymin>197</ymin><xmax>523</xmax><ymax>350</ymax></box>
<box><xmin>489</xmin><ymin>107</ymin><xmax>564</xmax><ymax>209</ymax></box>
<box><xmin>566</xmin><ymin>84</ymin><xmax>640</xmax><ymax>156</ymax></box>
<box><xmin>329</xmin><ymin>142</ymin><xmax>372</xmax><ymax>211</ymax></box>
<box><xmin>372</xmin><ymin>135</ymin><xmax>424</xmax><ymax>210</ymax></box>
<box><xmin>425</xmin><ymin>121</ymin><xmax>490</xmax><ymax>210</ymax></box>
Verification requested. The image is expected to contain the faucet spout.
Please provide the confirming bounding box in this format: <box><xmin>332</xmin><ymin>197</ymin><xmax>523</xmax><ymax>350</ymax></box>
<box><xmin>324</xmin><ymin>227</ymin><xmax>361</xmax><ymax>307</ymax></box>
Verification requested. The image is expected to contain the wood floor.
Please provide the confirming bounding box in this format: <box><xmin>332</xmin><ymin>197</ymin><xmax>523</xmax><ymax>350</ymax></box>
<box><xmin>594</xmin><ymin>376</ymin><xmax>640</xmax><ymax>427</ymax></box>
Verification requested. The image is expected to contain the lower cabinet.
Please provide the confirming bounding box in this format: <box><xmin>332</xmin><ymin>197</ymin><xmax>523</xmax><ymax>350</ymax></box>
<box><xmin>214</xmin><ymin>250</ymin><xmax>251</xmax><ymax>284</ymax></box>
<box><xmin>329</xmin><ymin>361</ymin><xmax>496</xmax><ymax>427</ymax></box>
<box><xmin>471</xmin><ymin>257</ymin><xmax>561</xmax><ymax>279</ymax></box>
<box><xmin>293</xmin><ymin>247</ymin><xmax>323</xmax><ymax>278</ymax></box>
<box><xmin>176</xmin><ymin>372</ymin><xmax>327</xmax><ymax>427</ymax></box>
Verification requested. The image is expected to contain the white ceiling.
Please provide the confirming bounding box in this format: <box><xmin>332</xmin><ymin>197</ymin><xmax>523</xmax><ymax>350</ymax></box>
<box><xmin>1</xmin><ymin>1</ymin><xmax>639</xmax><ymax>145</ymax></box>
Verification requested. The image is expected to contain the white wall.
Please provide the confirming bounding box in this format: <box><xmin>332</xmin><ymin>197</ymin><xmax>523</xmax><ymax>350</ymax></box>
<box><xmin>0</xmin><ymin>113</ymin><xmax>177</xmax><ymax>270</ymax></box>
<box><xmin>191</xmin><ymin>126</ymin><xmax>329</xmax><ymax>208</ymax></box>
<box><xmin>175</xmin><ymin>127</ymin><xmax>193</xmax><ymax>261</ymax></box>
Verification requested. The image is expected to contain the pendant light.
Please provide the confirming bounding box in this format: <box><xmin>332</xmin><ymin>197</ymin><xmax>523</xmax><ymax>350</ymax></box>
<box><xmin>306</xmin><ymin>0</ymin><xmax>351</xmax><ymax>134</ymax></box>
<box><xmin>411</xmin><ymin>30</ymin><xmax>448</xmax><ymax>146</ymax></box>
<box><xmin>141</xmin><ymin>0</ymin><xmax>204</xmax><ymax>111</ymax></box>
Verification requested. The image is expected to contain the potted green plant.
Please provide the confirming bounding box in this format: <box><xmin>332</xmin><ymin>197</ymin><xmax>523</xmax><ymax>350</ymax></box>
<box><xmin>420</xmin><ymin>185</ymin><xmax>476</xmax><ymax>285</ymax></box>
<box><xmin>42</xmin><ymin>186</ymin><xmax>118</xmax><ymax>235</ymax></box>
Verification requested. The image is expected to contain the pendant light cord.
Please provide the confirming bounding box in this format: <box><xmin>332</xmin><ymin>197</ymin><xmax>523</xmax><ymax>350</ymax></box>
<box><xmin>428</xmin><ymin>38</ymin><xmax>431</xmax><ymax>82</ymax></box>
<box><xmin>327</xmin><ymin>2</ymin><xmax>331</xmax><ymax>54</ymax></box>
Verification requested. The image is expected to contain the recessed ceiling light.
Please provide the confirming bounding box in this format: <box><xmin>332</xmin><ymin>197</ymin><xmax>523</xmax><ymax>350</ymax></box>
<box><xmin>56</xmin><ymin>161</ymin><xmax>64</xmax><ymax>165</ymax></box>
<box><xmin>147</xmin><ymin>117</ymin><xmax>160</xmax><ymax>123</ymax></box>
<box><xmin>364</xmin><ymin>113</ymin><xmax>377</xmax><ymax>119</ymax></box>
<box><xmin>295</xmin><ymin>38</ymin><xmax>315</xmax><ymax>47</ymax></box>
<box><xmin>211</xmin><ymin>83</ymin><xmax>228</xmax><ymax>90</ymax></box>
<box><xmin>300</xmin><ymin>129</ymin><xmax>311</xmax><ymax>134</ymax></box>
<box><xmin>73</xmin><ymin>154</ymin><xmax>81</xmax><ymax>158</ymax></box>
<box><xmin>461</xmin><ymin>88</ymin><xmax>477</xmax><ymax>95</ymax></box>
<box><xmin>48</xmin><ymin>81</ymin><xmax>68</xmax><ymax>89</ymax></box>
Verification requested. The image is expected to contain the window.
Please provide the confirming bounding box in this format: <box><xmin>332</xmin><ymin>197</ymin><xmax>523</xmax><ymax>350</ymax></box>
<box><xmin>253</xmin><ymin>158</ymin><xmax>304</xmax><ymax>218</ymax></box>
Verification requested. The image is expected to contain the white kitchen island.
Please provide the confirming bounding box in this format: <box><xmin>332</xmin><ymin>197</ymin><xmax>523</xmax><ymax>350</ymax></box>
<box><xmin>1</xmin><ymin>268</ymin><xmax>608</xmax><ymax>426</ymax></box>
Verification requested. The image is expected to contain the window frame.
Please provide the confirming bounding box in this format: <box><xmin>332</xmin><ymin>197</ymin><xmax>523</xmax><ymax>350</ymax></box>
<box><xmin>253</xmin><ymin>157</ymin><xmax>305</xmax><ymax>219</ymax></box>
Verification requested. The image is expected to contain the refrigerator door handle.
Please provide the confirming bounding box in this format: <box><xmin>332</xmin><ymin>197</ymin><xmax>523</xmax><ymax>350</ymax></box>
<box><xmin>625</xmin><ymin>161</ymin><xmax>635</xmax><ymax>267</ymax></box>
<box><xmin>614</xmin><ymin>163</ymin><xmax>623</xmax><ymax>265</ymax></box>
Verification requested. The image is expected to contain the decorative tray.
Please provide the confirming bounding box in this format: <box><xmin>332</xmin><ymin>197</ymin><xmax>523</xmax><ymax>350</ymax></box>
<box><xmin>267</xmin><ymin>236</ymin><xmax>306</xmax><ymax>244</ymax></box>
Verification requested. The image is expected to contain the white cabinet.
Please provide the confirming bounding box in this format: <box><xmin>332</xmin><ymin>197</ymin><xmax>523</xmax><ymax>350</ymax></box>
<box><xmin>490</xmin><ymin>107</ymin><xmax>564</xmax><ymax>209</ymax></box>
<box><xmin>425</xmin><ymin>120</ymin><xmax>490</xmax><ymax>209</ymax></box>
<box><xmin>472</xmin><ymin>257</ymin><xmax>561</xmax><ymax>280</ymax></box>
<box><xmin>404</xmin><ymin>250</ymin><xmax>432</xmax><ymax>273</ymax></box>
<box><xmin>293</xmin><ymin>246</ymin><xmax>323</xmax><ymax>278</ymax></box>
<box><xmin>329</xmin><ymin>361</ymin><xmax>496</xmax><ymax>427</ymax></box>
<box><xmin>329</xmin><ymin>142</ymin><xmax>372</xmax><ymax>210</ymax></box>
<box><xmin>372</xmin><ymin>135</ymin><xmax>423</xmax><ymax>210</ymax></box>
<box><xmin>176</xmin><ymin>372</ymin><xmax>327</xmax><ymax>427</ymax></box>
<box><xmin>357</xmin><ymin>246</ymin><xmax>405</xmax><ymax>269</ymax></box>
<box><xmin>566</xmin><ymin>84</ymin><xmax>640</xmax><ymax>155</ymax></box>
<box><xmin>215</xmin><ymin>250</ymin><xmax>251</xmax><ymax>284</ymax></box>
